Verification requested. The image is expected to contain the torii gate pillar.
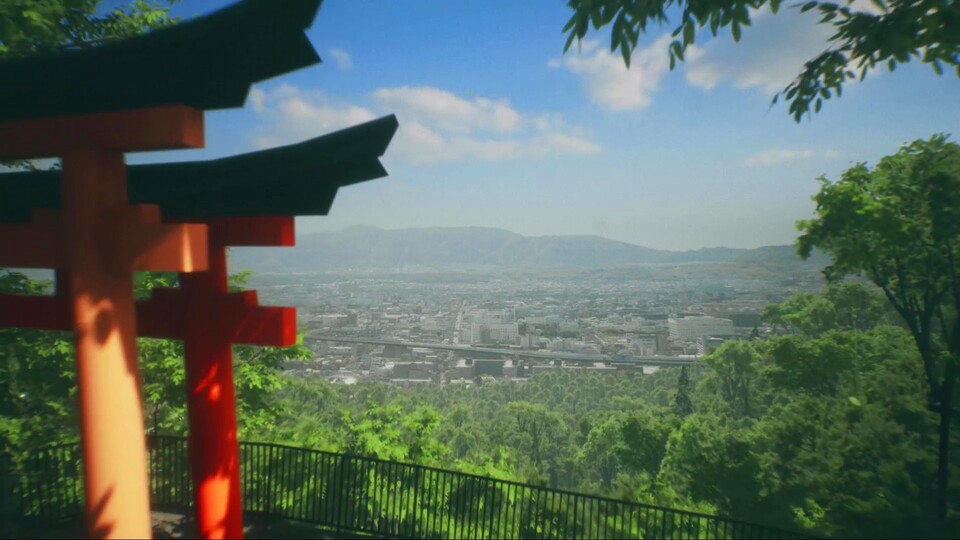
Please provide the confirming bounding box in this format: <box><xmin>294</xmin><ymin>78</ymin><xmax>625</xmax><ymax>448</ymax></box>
<box><xmin>138</xmin><ymin>216</ymin><xmax>297</xmax><ymax>538</ymax></box>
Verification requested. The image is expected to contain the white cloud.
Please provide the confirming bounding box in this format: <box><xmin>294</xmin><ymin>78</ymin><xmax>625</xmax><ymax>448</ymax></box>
<box><xmin>328</xmin><ymin>49</ymin><xmax>353</xmax><ymax>71</ymax></box>
<box><xmin>371</xmin><ymin>86</ymin><xmax>520</xmax><ymax>134</ymax></box>
<box><xmin>685</xmin><ymin>3</ymin><xmax>883</xmax><ymax>96</ymax></box>
<box><xmin>248</xmin><ymin>84</ymin><xmax>376</xmax><ymax>149</ymax></box>
<box><xmin>248</xmin><ymin>86</ymin><xmax>265</xmax><ymax>113</ymax></box>
<box><xmin>248</xmin><ymin>84</ymin><xmax>600</xmax><ymax>165</ymax></box>
<box><xmin>745</xmin><ymin>148</ymin><xmax>832</xmax><ymax>167</ymax></box>
<box><xmin>549</xmin><ymin>36</ymin><xmax>672</xmax><ymax>111</ymax></box>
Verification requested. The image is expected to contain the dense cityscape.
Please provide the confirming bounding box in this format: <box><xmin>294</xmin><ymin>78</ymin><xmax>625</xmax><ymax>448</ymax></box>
<box><xmin>247</xmin><ymin>261</ymin><xmax>825</xmax><ymax>386</ymax></box>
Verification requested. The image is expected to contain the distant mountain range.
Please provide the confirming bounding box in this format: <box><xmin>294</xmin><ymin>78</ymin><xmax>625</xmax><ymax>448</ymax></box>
<box><xmin>229</xmin><ymin>225</ymin><xmax>829</xmax><ymax>272</ymax></box>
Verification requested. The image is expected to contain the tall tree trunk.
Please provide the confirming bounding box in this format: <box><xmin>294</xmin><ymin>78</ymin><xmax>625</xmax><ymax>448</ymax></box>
<box><xmin>937</xmin><ymin>366</ymin><xmax>956</xmax><ymax>519</ymax></box>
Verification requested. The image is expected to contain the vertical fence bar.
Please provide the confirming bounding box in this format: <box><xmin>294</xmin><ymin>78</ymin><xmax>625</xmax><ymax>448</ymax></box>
<box><xmin>504</xmin><ymin>483</ymin><xmax>515</xmax><ymax>540</ymax></box>
<box><xmin>306</xmin><ymin>450</ymin><xmax>316</xmax><ymax>523</ymax></box>
<box><xmin>361</xmin><ymin>458</ymin><xmax>372</xmax><ymax>533</ymax></box>
<box><xmin>460</xmin><ymin>474</ymin><xmax>470</xmax><ymax>540</ymax></box>
<box><xmin>316</xmin><ymin>454</ymin><xmax>326</xmax><ymax>526</ymax></box>
<box><xmin>543</xmin><ymin>490</ymin><xmax>552</xmax><ymax>540</ymax></box>
<box><xmin>345</xmin><ymin>457</ymin><xmax>355</xmax><ymax>535</ymax></box>
<box><xmin>397</xmin><ymin>462</ymin><xmax>407</xmax><ymax>538</ymax></box>
<box><xmin>309</xmin><ymin>452</ymin><xmax>323</xmax><ymax>523</ymax></box>
<box><xmin>331</xmin><ymin>453</ymin><xmax>340</xmax><ymax>529</ymax></box>
<box><xmin>446</xmin><ymin>470</ymin><xmax>456</xmax><ymax>540</ymax></box>
<box><xmin>292</xmin><ymin>447</ymin><xmax>301</xmax><ymax>520</ymax></box>
<box><xmin>374</xmin><ymin>460</ymin><xmax>385</xmax><ymax>536</ymax></box>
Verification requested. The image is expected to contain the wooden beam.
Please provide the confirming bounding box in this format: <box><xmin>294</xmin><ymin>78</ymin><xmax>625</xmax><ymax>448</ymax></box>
<box><xmin>0</xmin><ymin>105</ymin><xmax>204</xmax><ymax>159</ymax></box>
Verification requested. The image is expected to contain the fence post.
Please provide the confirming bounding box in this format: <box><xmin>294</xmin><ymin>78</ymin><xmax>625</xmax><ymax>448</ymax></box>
<box><xmin>0</xmin><ymin>461</ymin><xmax>12</xmax><ymax>530</ymax></box>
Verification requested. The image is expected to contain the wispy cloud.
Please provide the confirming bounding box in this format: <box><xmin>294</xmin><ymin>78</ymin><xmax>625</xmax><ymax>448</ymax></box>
<box><xmin>248</xmin><ymin>84</ymin><xmax>376</xmax><ymax>149</ymax></box>
<box><xmin>371</xmin><ymin>86</ymin><xmax>520</xmax><ymax>134</ymax></box>
<box><xmin>548</xmin><ymin>36</ymin><xmax>672</xmax><ymax>111</ymax></box>
<box><xmin>743</xmin><ymin>148</ymin><xmax>845</xmax><ymax>167</ymax></box>
<box><xmin>248</xmin><ymin>84</ymin><xmax>600</xmax><ymax>165</ymax></box>
<box><xmin>328</xmin><ymin>49</ymin><xmax>353</xmax><ymax>71</ymax></box>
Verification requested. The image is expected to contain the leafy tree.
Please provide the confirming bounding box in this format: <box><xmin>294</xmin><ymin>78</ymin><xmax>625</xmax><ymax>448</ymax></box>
<box><xmin>0</xmin><ymin>272</ymin><xmax>76</xmax><ymax>461</ymax></box>
<box><xmin>762</xmin><ymin>291</ymin><xmax>838</xmax><ymax>336</ymax></box>
<box><xmin>700</xmin><ymin>340</ymin><xmax>761</xmax><ymax>418</ymax></box>
<box><xmin>618</xmin><ymin>407</ymin><xmax>674</xmax><ymax>477</ymax></box>
<box><xmin>506</xmin><ymin>401</ymin><xmax>568</xmax><ymax>484</ymax></box>
<box><xmin>578</xmin><ymin>415</ymin><xmax>625</xmax><ymax>487</ymax></box>
<box><xmin>562</xmin><ymin>0</ymin><xmax>960</xmax><ymax>121</ymax></box>
<box><xmin>672</xmin><ymin>365</ymin><xmax>693</xmax><ymax>417</ymax></box>
<box><xmin>658</xmin><ymin>413</ymin><xmax>765</xmax><ymax>516</ymax></box>
<box><xmin>0</xmin><ymin>0</ymin><xmax>179</xmax><ymax>57</ymax></box>
<box><xmin>764</xmin><ymin>282</ymin><xmax>896</xmax><ymax>336</ymax></box>
<box><xmin>765</xmin><ymin>334</ymin><xmax>857</xmax><ymax>395</ymax></box>
<box><xmin>798</xmin><ymin>134</ymin><xmax>960</xmax><ymax>519</ymax></box>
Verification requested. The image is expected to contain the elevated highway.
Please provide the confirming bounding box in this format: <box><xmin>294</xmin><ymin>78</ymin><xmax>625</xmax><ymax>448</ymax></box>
<box><xmin>308</xmin><ymin>335</ymin><xmax>697</xmax><ymax>366</ymax></box>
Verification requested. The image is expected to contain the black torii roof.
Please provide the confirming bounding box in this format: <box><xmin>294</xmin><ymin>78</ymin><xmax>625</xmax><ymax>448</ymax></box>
<box><xmin>0</xmin><ymin>0</ymin><xmax>323</xmax><ymax>122</ymax></box>
<box><xmin>0</xmin><ymin>115</ymin><xmax>398</xmax><ymax>222</ymax></box>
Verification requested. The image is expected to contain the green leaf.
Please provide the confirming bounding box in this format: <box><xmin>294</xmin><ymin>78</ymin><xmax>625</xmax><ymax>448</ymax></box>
<box><xmin>611</xmin><ymin>12</ymin><xmax>624</xmax><ymax>52</ymax></box>
<box><xmin>848</xmin><ymin>396</ymin><xmax>862</xmax><ymax>407</ymax></box>
<box><xmin>801</xmin><ymin>2</ymin><xmax>818</xmax><ymax>13</ymax></box>
<box><xmin>732</xmin><ymin>23</ymin><xmax>742</xmax><ymax>42</ymax></box>
<box><xmin>563</xmin><ymin>31</ymin><xmax>577</xmax><ymax>53</ymax></box>
<box><xmin>683</xmin><ymin>21</ymin><xmax>694</xmax><ymax>45</ymax></box>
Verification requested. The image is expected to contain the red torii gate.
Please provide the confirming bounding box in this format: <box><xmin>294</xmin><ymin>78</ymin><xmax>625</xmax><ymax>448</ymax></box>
<box><xmin>0</xmin><ymin>1</ymin><xmax>399</xmax><ymax>538</ymax></box>
<box><xmin>1</xmin><ymin>214</ymin><xmax>297</xmax><ymax>538</ymax></box>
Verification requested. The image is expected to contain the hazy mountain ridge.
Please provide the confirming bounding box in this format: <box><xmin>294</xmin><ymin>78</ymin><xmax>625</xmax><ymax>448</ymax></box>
<box><xmin>230</xmin><ymin>226</ymin><xmax>828</xmax><ymax>271</ymax></box>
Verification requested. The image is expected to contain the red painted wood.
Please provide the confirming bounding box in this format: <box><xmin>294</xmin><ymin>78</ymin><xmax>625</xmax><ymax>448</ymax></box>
<box><xmin>178</xmin><ymin>245</ymin><xmax>243</xmax><ymax>539</ymax></box>
<box><xmin>0</xmin><ymin>294</ymin><xmax>69</xmax><ymax>330</ymax></box>
<box><xmin>0</xmin><ymin>223</ymin><xmax>60</xmax><ymax>268</ymax></box>
<box><xmin>3</xmin><ymin>193</ymin><xmax>294</xmax><ymax>540</ymax></box>
<box><xmin>201</xmin><ymin>216</ymin><xmax>295</xmax><ymax>246</ymax></box>
<box><xmin>0</xmin><ymin>105</ymin><xmax>204</xmax><ymax>159</ymax></box>
<box><xmin>132</xmin><ymin>217</ymin><xmax>295</xmax><ymax>538</ymax></box>
<box><xmin>59</xmin><ymin>148</ymin><xmax>154</xmax><ymax>538</ymax></box>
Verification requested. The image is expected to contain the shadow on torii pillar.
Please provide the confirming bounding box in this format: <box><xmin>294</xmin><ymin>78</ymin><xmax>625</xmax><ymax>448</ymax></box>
<box><xmin>0</xmin><ymin>1</ymin><xmax>398</xmax><ymax>538</ymax></box>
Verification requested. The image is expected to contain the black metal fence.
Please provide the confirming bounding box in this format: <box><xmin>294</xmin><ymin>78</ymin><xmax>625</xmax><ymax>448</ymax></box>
<box><xmin>2</xmin><ymin>436</ymin><xmax>808</xmax><ymax>539</ymax></box>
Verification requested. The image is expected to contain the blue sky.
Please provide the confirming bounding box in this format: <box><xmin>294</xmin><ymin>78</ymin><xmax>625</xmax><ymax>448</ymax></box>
<box><xmin>128</xmin><ymin>0</ymin><xmax>960</xmax><ymax>250</ymax></box>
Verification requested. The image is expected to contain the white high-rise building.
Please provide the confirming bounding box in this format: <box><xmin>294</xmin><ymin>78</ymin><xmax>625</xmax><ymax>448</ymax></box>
<box><xmin>465</xmin><ymin>322</ymin><xmax>519</xmax><ymax>344</ymax></box>
<box><xmin>668</xmin><ymin>316</ymin><xmax>735</xmax><ymax>343</ymax></box>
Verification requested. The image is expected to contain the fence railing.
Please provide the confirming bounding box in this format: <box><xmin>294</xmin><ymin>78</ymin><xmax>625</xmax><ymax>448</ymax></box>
<box><xmin>2</xmin><ymin>436</ymin><xmax>809</xmax><ymax>539</ymax></box>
